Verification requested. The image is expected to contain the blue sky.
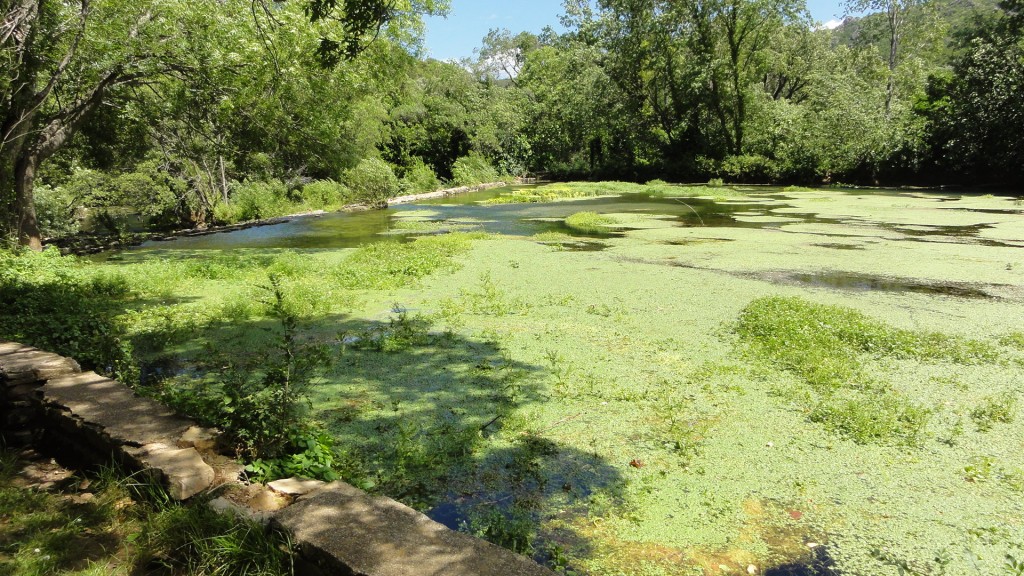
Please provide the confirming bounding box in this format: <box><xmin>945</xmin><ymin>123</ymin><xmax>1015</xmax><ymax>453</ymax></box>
<box><xmin>424</xmin><ymin>0</ymin><xmax>850</xmax><ymax>62</ymax></box>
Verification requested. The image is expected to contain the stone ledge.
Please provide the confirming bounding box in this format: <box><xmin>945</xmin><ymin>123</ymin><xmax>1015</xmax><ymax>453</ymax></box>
<box><xmin>125</xmin><ymin>443</ymin><xmax>215</xmax><ymax>500</ymax></box>
<box><xmin>0</xmin><ymin>342</ymin><xmax>80</xmax><ymax>386</ymax></box>
<box><xmin>272</xmin><ymin>481</ymin><xmax>555</xmax><ymax>576</ymax></box>
<box><xmin>43</xmin><ymin>371</ymin><xmax>195</xmax><ymax>446</ymax></box>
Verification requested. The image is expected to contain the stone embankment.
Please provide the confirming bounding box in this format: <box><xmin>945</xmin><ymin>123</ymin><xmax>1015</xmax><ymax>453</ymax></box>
<box><xmin>0</xmin><ymin>340</ymin><xmax>554</xmax><ymax>576</ymax></box>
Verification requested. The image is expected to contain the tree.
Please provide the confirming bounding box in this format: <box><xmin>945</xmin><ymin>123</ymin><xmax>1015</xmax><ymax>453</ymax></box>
<box><xmin>292</xmin><ymin>0</ymin><xmax>448</xmax><ymax>65</ymax></box>
<box><xmin>923</xmin><ymin>0</ymin><xmax>1024</xmax><ymax>183</ymax></box>
<box><xmin>1</xmin><ymin>0</ymin><xmax>448</xmax><ymax>248</ymax></box>
<box><xmin>1</xmin><ymin>1</ymin><xmax>160</xmax><ymax>249</ymax></box>
<box><xmin>474</xmin><ymin>29</ymin><xmax>541</xmax><ymax>84</ymax></box>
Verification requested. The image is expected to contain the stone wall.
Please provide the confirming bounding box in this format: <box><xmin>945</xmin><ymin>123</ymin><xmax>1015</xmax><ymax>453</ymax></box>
<box><xmin>0</xmin><ymin>340</ymin><xmax>554</xmax><ymax>576</ymax></box>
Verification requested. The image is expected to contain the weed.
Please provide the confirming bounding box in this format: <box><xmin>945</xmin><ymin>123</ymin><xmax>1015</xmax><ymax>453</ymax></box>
<box><xmin>564</xmin><ymin>212</ymin><xmax>619</xmax><ymax>234</ymax></box>
<box><xmin>999</xmin><ymin>332</ymin><xmax>1024</xmax><ymax>350</ymax></box>
<box><xmin>971</xmin><ymin>392</ymin><xmax>1018</xmax><ymax>431</ymax></box>
<box><xmin>458</xmin><ymin>272</ymin><xmax>529</xmax><ymax>316</ymax></box>
<box><xmin>810</xmin><ymin>391</ymin><xmax>931</xmax><ymax>445</ymax></box>
<box><xmin>938</xmin><ymin>416</ymin><xmax>965</xmax><ymax>446</ymax></box>
<box><xmin>349</xmin><ymin>304</ymin><xmax>434</xmax><ymax>352</ymax></box>
<box><xmin>159</xmin><ymin>275</ymin><xmax>336</xmax><ymax>481</ymax></box>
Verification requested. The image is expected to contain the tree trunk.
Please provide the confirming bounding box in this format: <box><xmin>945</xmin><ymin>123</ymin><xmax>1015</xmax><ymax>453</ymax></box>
<box><xmin>14</xmin><ymin>154</ymin><xmax>42</xmax><ymax>250</ymax></box>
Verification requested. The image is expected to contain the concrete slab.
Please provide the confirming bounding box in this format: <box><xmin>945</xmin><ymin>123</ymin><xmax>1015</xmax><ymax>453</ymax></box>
<box><xmin>126</xmin><ymin>442</ymin><xmax>215</xmax><ymax>500</ymax></box>
<box><xmin>43</xmin><ymin>371</ymin><xmax>192</xmax><ymax>445</ymax></box>
<box><xmin>0</xmin><ymin>342</ymin><xmax>80</xmax><ymax>386</ymax></box>
<box><xmin>273</xmin><ymin>481</ymin><xmax>555</xmax><ymax>576</ymax></box>
<box><xmin>268</xmin><ymin>477</ymin><xmax>327</xmax><ymax>496</ymax></box>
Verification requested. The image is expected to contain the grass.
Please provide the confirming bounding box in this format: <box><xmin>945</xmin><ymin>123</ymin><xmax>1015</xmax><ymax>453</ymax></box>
<box><xmin>0</xmin><ymin>452</ymin><xmax>291</xmax><ymax>576</ymax></box>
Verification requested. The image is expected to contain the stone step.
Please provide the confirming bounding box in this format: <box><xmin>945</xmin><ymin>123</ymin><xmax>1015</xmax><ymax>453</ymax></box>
<box><xmin>273</xmin><ymin>481</ymin><xmax>555</xmax><ymax>576</ymax></box>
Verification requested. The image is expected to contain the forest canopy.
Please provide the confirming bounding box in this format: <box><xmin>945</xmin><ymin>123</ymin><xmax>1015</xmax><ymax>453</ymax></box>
<box><xmin>1</xmin><ymin>0</ymin><xmax>1019</xmax><ymax>248</ymax></box>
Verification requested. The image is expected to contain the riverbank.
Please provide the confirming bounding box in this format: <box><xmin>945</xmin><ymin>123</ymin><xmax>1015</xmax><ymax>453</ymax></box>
<box><xmin>45</xmin><ymin>181</ymin><xmax>512</xmax><ymax>256</ymax></box>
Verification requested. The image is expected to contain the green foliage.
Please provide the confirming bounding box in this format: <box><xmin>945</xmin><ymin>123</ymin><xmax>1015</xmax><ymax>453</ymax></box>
<box><xmin>718</xmin><ymin>154</ymin><xmax>781</xmax><ymax>183</ymax></box>
<box><xmin>346</xmin><ymin>306</ymin><xmax>434</xmax><ymax>352</ymax></box>
<box><xmin>736</xmin><ymin>296</ymin><xmax>999</xmax><ymax>444</ymax></box>
<box><xmin>216</xmin><ymin>180</ymin><xmax>291</xmax><ymax>223</ymax></box>
<box><xmin>32</xmin><ymin>184</ymin><xmax>81</xmax><ymax>238</ymax></box>
<box><xmin>159</xmin><ymin>275</ymin><xmax>336</xmax><ymax>480</ymax></box>
<box><xmin>399</xmin><ymin>158</ymin><xmax>441</xmax><ymax>194</ymax></box>
<box><xmin>0</xmin><ymin>454</ymin><xmax>291</xmax><ymax>576</ymax></box>
<box><xmin>0</xmin><ymin>248</ymin><xmax>137</xmax><ymax>383</ymax></box>
<box><xmin>450</xmin><ymin>153</ymin><xmax>500</xmax><ymax>187</ymax></box>
<box><xmin>300</xmin><ymin>179</ymin><xmax>351</xmax><ymax>208</ymax></box>
<box><xmin>136</xmin><ymin>497</ymin><xmax>292</xmax><ymax>575</ymax></box>
<box><xmin>1000</xmin><ymin>332</ymin><xmax>1024</xmax><ymax>350</ymax></box>
<box><xmin>564</xmin><ymin>211</ymin><xmax>618</xmax><ymax>234</ymax></box>
<box><xmin>346</xmin><ymin>158</ymin><xmax>401</xmax><ymax>208</ymax></box>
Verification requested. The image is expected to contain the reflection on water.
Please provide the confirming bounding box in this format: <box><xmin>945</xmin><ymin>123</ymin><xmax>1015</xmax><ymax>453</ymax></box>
<box><xmin>125</xmin><ymin>185</ymin><xmax>825</xmax><ymax>253</ymax></box>
<box><xmin>112</xmin><ymin>183</ymin><xmax>1012</xmax><ymax>259</ymax></box>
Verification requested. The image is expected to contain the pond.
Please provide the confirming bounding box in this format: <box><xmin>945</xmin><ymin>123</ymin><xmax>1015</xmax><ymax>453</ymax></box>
<box><xmin>99</xmin><ymin>182</ymin><xmax>1024</xmax><ymax>576</ymax></box>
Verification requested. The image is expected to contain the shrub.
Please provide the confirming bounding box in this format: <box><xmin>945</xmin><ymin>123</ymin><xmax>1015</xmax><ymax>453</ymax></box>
<box><xmin>299</xmin><ymin>179</ymin><xmax>350</xmax><ymax>208</ymax></box>
<box><xmin>719</xmin><ymin>154</ymin><xmax>781</xmax><ymax>183</ymax></box>
<box><xmin>346</xmin><ymin>158</ymin><xmax>400</xmax><ymax>208</ymax></box>
<box><xmin>399</xmin><ymin>158</ymin><xmax>441</xmax><ymax>194</ymax></box>
<box><xmin>159</xmin><ymin>275</ymin><xmax>337</xmax><ymax>481</ymax></box>
<box><xmin>451</xmin><ymin>153</ymin><xmax>500</xmax><ymax>187</ymax></box>
<box><xmin>217</xmin><ymin>179</ymin><xmax>290</xmax><ymax>223</ymax></box>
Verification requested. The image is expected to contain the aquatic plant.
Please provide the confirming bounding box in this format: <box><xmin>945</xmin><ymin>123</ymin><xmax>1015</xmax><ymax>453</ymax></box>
<box><xmin>735</xmin><ymin>296</ymin><xmax>1000</xmax><ymax>444</ymax></box>
<box><xmin>564</xmin><ymin>212</ymin><xmax>618</xmax><ymax>234</ymax></box>
<box><xmin>970</xmin><ymin>392</ymin><xmax>1018</xmax><ymax>432</ymax></box>
<box><xmin>334</xmin><ymin>232</ymin><xmax>482</xmax><ymax>290</ymax></box>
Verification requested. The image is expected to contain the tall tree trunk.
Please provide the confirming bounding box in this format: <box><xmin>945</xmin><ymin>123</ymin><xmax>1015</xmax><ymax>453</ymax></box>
<box><xmin>14</xmin><ymin>153</ymin><xmax>41</xmax><ymax>250</ymax></box>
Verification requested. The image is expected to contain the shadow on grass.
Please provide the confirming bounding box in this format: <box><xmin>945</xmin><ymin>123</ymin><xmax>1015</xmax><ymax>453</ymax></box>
<box><xmin>137</xmin><ymin>309</ymin><xmax>626</xmax><ymax>570</ymax></box>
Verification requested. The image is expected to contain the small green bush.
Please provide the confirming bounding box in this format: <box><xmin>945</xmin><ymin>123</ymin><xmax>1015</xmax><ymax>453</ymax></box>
<box><xmin>719</xmin><ymin>154</ymin><xmax>780</xmax><ymax>183</ymax></box>
<box><xmin>300</xmin><ymin>179</ymin><xmax>350</xmax><ymax>208</ymax></box>
<box><xmin>346</xmin><ymin>158</ymin><xmax>400</xmax><ymax>208</ymax></box>
<box><xmin>399</xmin><ymin>158</ymin><xmax>441</xmax><ymax>194</ymax></box>
<box><xmin>451</xmin><ymin>153</ymin><xmax>500</xmax><ymax>187</ymax></box>
<box><xmin>218</xmin><ymin>179</ymin><xmax>290</xmax><ymax>223</ymax></box>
